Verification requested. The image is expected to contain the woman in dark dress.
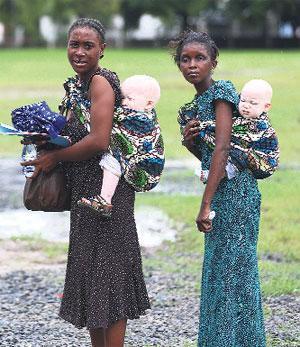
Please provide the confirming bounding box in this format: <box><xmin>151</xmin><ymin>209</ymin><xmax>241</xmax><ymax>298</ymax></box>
<box><xmin>23</xmin><ymin>18</ymin><xmax>150</xmax><ymax>347</ymax></box>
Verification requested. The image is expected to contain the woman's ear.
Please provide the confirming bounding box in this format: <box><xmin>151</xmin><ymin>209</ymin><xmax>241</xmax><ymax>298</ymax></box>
<box><xmin>99</xmin><ymin>43</ymin><xmax>106</xmax><ymax>59</ymax></box>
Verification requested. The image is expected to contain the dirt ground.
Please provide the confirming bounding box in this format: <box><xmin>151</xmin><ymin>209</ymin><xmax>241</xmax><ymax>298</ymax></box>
<box><xmin>0</xmin><ymin>239</ymin><xmax>66</xmax><ymax>275</ymax></box>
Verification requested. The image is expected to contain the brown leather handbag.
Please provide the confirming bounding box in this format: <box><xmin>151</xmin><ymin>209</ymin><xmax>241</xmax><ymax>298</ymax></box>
<box><xmin>23</xmin><ymin>164</ymin><xmax>71</xmax><ymax>212</ymax></box>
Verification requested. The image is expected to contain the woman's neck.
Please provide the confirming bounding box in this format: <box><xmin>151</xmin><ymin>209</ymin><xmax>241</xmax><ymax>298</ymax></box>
<box><xmin>78</xmin><ymin>66</ymin><xmax>100</xmax><ymax>85</ymax></box>
<box><xmin>195</xmin><ymin>78</ymin><xmax>214</xmax><ymax>95</ymax></box>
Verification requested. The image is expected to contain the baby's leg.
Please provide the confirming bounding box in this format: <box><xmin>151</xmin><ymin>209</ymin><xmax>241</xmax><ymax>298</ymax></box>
<box><xmin>101</xmin><ymin>168</ymin><xmax>120</xmax><ymax>204</ymax></box>
<box><xmin>99</xmin><ymin>153</ymin><xmax>122</xmax><ymax>204</ymax></box>
<box><xmin>77</xmin><ymin>153</ymin><xmax>121</xmax><ymax>217</ymax></box>
<box><xmin>195</xmin><ymin>161</ymin><xmax>237</xmax><ymax>183</ymax></box>
<box><xmin>194</xmin><ymin>162</ymin><xmax>209</xmax><ymax>183</ymax></box>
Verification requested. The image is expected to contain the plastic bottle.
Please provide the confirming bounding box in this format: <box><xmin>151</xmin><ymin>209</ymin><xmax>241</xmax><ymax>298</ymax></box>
<box><xmin>22</xmin><ymin>144</ymin><xmax>37</xmax><ymax>178</ymax></box>
<box><xmin>208</xmin><ymin>211</ymin><xmax>216</xmax><ymax>220</ymax></box>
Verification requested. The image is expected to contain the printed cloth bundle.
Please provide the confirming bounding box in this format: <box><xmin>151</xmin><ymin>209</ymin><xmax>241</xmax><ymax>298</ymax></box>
<box><xmin>11</xmin><ymin>101</ymin><xmax>66</xmax><ymax>138</ymax></box>
<box><xmin>59</xmin><ymin>76</ymin><xmax>91</xmax><ymax>132</ymax></box>
<box><xmin>178</xmin><ymin>98</ymin><xmax>279</xmax><ymax>179</ymax></box>
<box><xmin>60</xmin><ymin>72</ymin><xmax>164</xmax><ymax>192</ymax></box>
<box><xmin>111</xmin><ymin>107</ymin><xmax>164</xmax><ymax>192</ymax></box>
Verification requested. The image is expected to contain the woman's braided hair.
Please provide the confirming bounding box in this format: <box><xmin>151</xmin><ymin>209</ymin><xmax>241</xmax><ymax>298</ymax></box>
<box><xmin>68</xmin><ymin>18</ymin><xmax>106</xmax><ymax>43</ymax></box>
<box><xmin>169</xmin><ymin>30</ymin><xmax>219</xmax><ymax>66</ymax></box>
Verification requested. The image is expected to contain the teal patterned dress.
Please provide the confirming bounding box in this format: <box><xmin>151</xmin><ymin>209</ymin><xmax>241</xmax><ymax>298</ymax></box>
<box><xmin>180</xmin><ymin>81</ymin><xmax>266</xmax><ymax>346</ymax></box>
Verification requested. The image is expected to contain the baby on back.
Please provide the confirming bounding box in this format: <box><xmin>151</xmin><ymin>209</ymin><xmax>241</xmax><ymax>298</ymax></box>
<box><xmin>78</xmin><ymin>74</ymin><xmax>165</xmax><ymax>217</ymax></box>
<box><xmin>179</xmin><ymin>78</ymin><xmax>279</xmax><ymax>181</ymax></box>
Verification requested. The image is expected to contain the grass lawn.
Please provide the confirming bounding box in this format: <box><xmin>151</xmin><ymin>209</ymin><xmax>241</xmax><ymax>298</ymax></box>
<box><xmin>0</xmin><ymin>48</ymin><xmax>300</xmax><ymax>162</ymax></box>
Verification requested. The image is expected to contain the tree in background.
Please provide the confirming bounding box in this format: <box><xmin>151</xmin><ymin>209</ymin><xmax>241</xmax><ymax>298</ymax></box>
<box><xmin>46</xmin><ymin>0</ymin><xmax>121</xmax><ymax>27</ymax></box>
<box><xmin>18</xmin><ymin>0</ymin><xmax>47</xmax><ymax>46</ymax></box>
<box><xmin>119</xmin><ymin>0</ymin><xmax>148</xmax><ymax>31</ymax></box>
<box><xmin>0</xmin><ymin>0</ymin><xmax>18</xmax><ymax>46</ymax></box>
<box><xmin>147</xmin><ymin>0</ymin><xmax>209</xmax><ymax>32</ymax></box>
<box><xmin>271</xmin><ymin>0</ymin><xmax>300</xmax><ymax>31</ymax></box>
<box><xmin>118</xmin><ymin>0</ymin><xmax>209</xmax><ymax>33</ymax></box>
<box><xmin>225</xmin><ymin>0</ymin><xmax>300</xmax><ymax>45</ymax></box>
<box><xmin>0</xmin><ymin>0</ymin><xmax>299</xmax><ymax>47</ymax></box>
<box><xmin>0</xmin><ymin>0</ymin><xmax>120</xmax><ymax>47</ymax></box>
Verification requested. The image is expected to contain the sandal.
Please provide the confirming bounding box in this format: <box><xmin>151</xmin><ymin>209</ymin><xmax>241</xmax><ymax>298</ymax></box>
<box><xmin>77</xmin><ymin>195</ymin><xmax>113</xmax><ymax>218</ymax></box>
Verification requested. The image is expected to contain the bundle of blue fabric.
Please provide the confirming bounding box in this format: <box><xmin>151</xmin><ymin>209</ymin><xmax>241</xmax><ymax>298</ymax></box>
<box><xmin>11</xmin><ymin>101</ymin><xmax>66</xmax><ymax>138</ymax></box>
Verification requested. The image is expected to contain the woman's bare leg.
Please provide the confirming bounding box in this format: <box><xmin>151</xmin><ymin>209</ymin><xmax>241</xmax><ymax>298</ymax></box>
<box><xmin>105</xmin><ymin>319</ymin><xmax>127</xmax><ymax>347</ymax></box>
<box><xmin>89</xmin><ymin>328</ymin><xmax>106</xmax><ymax>347</ymax></box>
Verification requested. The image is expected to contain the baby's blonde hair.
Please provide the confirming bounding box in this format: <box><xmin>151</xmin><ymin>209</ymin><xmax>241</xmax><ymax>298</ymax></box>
<box><xmin>121</xmin><ymin>75</ymin><xmax>161</xmax><ymax>106</ymax></box>
<box><xmin>242</xmin><ymin>79</ymin><xmax>273</xmax><ymax>103</ymax></box>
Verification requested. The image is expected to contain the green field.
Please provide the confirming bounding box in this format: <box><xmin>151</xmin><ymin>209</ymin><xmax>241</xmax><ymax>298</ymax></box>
<box><xmin>1</xmin><ymin>48</ymin><xmax>299</xmax><ymax>345</ymax></box>
<box><xmin>0</xmin><ymin>48</ymin><xmax>300</xmax><ymax>163</ymax></box>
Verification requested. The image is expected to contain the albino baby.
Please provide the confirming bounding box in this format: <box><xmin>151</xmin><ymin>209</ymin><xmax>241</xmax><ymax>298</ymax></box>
<box><xmin>78</xmin><ymin>75</ymin><xmax>165</xmax><ymax>217</ymax></box>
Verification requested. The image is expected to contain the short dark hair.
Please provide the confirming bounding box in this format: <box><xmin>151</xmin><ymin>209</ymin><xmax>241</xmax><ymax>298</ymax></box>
<box><xmin>68</xmin><ymin>18</ymin><xmax>106</xmax><ymax>43</ymax></box>
<box><xmin>169</xmin><ymin>30</ymin><xmax>219</xmax><ymax>66</ymax></box>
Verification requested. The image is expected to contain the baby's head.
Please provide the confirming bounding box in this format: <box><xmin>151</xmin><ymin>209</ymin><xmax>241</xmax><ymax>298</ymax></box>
<box><xmin>238</xmin><ymin>79</ymin><xmax>273</xmax><ymax>119</ymax></box>
<box><xmin>121</xmin><ymin>75</ymin><xmax>160</xmax><ymax>112</ymax></box>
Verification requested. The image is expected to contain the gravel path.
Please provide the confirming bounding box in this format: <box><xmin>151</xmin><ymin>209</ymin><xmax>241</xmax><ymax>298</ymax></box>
<box><xmin>1</xmin><ymin>157</ymin><xmax>299</xmax><ymax>346</ymax></box>
<box><xmin>0</xmin><ymin>265</ymin><xmax>299</xmax><ymax>347</ymax></box>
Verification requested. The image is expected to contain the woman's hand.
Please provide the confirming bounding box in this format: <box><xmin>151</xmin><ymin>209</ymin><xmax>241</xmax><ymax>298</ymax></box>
<box><xmin>196</xmin><ymin>203</ymin><xmax>213</xmax><ymax>232</ymax></box>
<box><xmin>21</xmin><ymin>133</ymin><xmax>49</xmax><ymax>146</ymax></box>
<box><xmin>182</xmin><ymin>120</ymin><xmax>200</xmax><ymax>150</ymax></box>
<box><xmin>21</xmin><ymin>150</ymin><xmax>58</xmax><ymax>178</ymax></box>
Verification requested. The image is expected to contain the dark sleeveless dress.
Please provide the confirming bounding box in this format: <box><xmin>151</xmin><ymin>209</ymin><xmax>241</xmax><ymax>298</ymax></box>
<box><xmin>59</xmin><ymin>68</ymin><xmax>150</xmax><ymax>329</ymax></box>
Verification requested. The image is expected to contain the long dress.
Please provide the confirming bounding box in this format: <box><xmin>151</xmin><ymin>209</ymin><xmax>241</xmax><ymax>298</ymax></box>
<box><xmin>59</xmin><ymin>68</ymin><xmax>150</xmax><ymax>329</ymax></box>
<box><xmin>188</xmin><ymin>81</ymin><xmax>266</xmax><ymax>346</ymax></box>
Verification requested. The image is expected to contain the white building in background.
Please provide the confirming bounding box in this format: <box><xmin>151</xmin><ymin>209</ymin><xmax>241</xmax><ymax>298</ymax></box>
<box><xmin>37</xmin><ymin>14</ymin><xmax>164</xmax><ymax>47</ymax></box>
<box><xmin>128</xmin><ymin>14</ymin><xmax>164</xmax><ymax>40</ymax></box>
<box><xmin>107</xmin><ymin>14</ymin><xmax>165</xmax><ymax>46</ymax></box>
<box><xmin>40</xmin><ymin>16</ymin><xmax>57</xmax><ymax>47</ymax></box>
<box><xmin>278</xmin><ymin>22</ymin><xmax>294</xmax><ymax>38</ymax></box>
<box><xmin>0</xmin><ymin>23</ymin><xmax>4</xmax><ymax>44</ymax></box>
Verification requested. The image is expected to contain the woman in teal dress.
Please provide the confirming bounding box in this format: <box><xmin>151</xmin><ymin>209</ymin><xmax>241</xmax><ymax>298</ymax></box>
<box><xmin>169</xmin><ymin>31</ymin><xmax>266</xmax><ymax>346</ymax></box>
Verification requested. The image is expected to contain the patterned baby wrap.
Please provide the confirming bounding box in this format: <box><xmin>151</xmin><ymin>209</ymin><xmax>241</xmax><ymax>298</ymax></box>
<box><xmin>110</xmin><ymin>107</ymin><xmax>164</xmax><ymax>192</ymax></box>
<box><xmin>178</xmin><ymin>97</ymin><xmax>279</xmax><ymax>179</ymax></box>
<box><xmin>59</xmin><ymin>69</ymin><xmax>164</xmax><ymax>191</ymax></box>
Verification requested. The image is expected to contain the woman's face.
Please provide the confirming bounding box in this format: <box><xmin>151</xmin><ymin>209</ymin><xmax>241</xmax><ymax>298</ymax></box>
<box><xmin>179</xmin><ymin>42</ymin><xmax>216</xmax><ymax>86</ymax></box>
<box><xmin>67</xmin><ymin>26</ymin><xmax>105</xmax><ymax>81</ymax></box>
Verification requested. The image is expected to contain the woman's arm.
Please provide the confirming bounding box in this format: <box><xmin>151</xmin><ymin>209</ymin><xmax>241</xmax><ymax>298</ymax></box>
<box><xmin>57</xmin><ymin>75</ymin><xmax>114</xmax><ymax>161</ymax></box>
<box><xmin>22</xmin><ymin>75</ymin><xmax>115</xmax><ymax>177</ymax></box>
<box><xmin>196</xmin><ymin>100</ymin><xmax>233</xmax><ymax>232</ymax></box>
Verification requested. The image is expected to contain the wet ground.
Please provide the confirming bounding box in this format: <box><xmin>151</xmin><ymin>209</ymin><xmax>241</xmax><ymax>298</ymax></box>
<box><xmin>0</xmin><ymin>157</ymin><xmax>200</xmax><ymax>246</ymax></box>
